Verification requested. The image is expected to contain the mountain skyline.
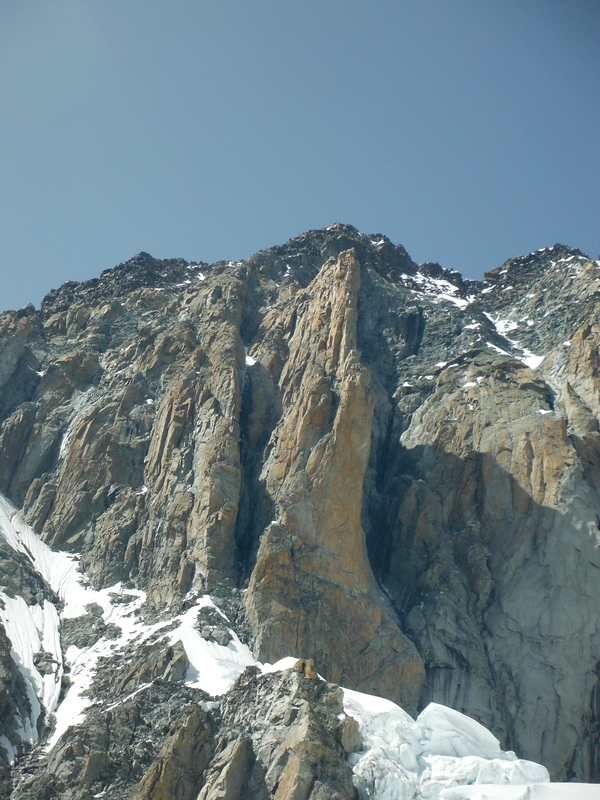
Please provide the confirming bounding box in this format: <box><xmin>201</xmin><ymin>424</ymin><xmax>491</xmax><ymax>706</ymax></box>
<box><xmin>1</xmin><ymin>1</ymin><xmax>599</xmax><ymax>313</ymax></box>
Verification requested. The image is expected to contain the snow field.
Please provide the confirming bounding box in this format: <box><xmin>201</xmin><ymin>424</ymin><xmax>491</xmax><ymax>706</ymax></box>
<box><xmin>0</xmin><ymin>594</ymin><xmax>62</xmax><ymax>747</ymax></box>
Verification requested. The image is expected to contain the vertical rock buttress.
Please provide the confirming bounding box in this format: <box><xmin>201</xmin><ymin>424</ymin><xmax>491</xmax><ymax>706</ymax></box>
<box><xmin>245</xmin><ymin>249</ymin><xmax>424</xmax><ymax>711</ymax></box>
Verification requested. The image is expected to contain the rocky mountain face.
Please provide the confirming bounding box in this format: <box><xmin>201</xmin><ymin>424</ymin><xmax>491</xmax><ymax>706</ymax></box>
<box><xmin>13</xmin><ymin>662</ymin><xmax>359</xmax><ymax>800</ymax></box>
<box><xmin>1</xmin><ymin>224</ymin><xmax>600</xmax><ymax>794</ymax></box>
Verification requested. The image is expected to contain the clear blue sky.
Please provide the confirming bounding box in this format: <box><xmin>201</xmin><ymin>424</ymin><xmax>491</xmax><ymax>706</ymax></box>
<box><xmin>1</xmin><ymin>1</ymin><xmax>598</xmax><ymax>312</ymax></box>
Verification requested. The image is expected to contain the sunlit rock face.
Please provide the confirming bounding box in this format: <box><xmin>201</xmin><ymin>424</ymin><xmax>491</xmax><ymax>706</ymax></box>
<box><xmin>245</xmin><ymin>248</ymin><xmax>424</xmax><ymax>710</ymax></box>
<box><xmin>1</xmin><ymin>227</ymin><xmax>600</xmax><ymax>786</ymax></box>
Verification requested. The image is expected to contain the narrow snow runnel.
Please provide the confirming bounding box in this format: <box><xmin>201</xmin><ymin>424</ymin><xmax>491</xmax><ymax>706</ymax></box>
<box><xmin>482</xmin><ymin>314</ymin><xmax>545</xmax><ymax>369</ymax></box>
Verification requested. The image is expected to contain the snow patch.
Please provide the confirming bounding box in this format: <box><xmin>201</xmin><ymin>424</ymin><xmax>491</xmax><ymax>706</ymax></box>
<box><xmin>412</xmin><ymin>273</ymin><xmax>469</xmax><ymax>309</ymax></box>
<box><xmin>463</xmin><ymin>377</ymin><xmax>483</xmax><ymax>389</ymax></box>
<box><xmin>344</xmin><ymin>693</ymin><xmax>549</xmax><ymax>800</ymax></box>
<box><xmin>174</xmin><ymin>599</ymin><xmax>256</xmax><ymax>696</ymax></box>
<box><xmin>261</xmin><ymin>656</ymin><xmax>300</xmax><ymax>674</ymax></box>
<box><xmin>494</xmin><ymin>319</ymin><xmax>519</xmax><ymax>335</ymax></box>
<box><xmin>486</xmin><ymin>342</ymin><xmax>511</xmax><ymax>357</ymax></box>
<box><xmin>0</xmin><ymin>595</ymin><xmax>62</xmax><ymax>744</ymax></box>
<box><xmin>244</xmin><ymin>346</ymin><xmax>256</xmax><ymax>367</ymax></box>
<box><xmin>483</xmin><ymin>317</ymin><xmax>544</xmax><ymax>370</ymax></box>
<box><xmin>522</xmin><ymin>353</ymin><xmax>544</xmax><ymax>370</ymax></box>
<box><xmin>440</xmin><ymin>786</ymin><xmax>599</xmax><ymax>799</ymax></box>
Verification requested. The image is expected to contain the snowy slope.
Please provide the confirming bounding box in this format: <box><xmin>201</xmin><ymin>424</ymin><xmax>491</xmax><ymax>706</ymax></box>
<box><xmin>0</xmin><ymin>494</ymin><xmax>256</xmax><ymax>752</ymax></box>
<box><xmin>0</xmin><ymin>492</ymin><xmax>597</xmax><ymax>798</ymax></box>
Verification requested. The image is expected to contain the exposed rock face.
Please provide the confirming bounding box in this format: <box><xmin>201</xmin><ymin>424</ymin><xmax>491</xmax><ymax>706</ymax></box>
<box><xmin>198</xmin><ymin>666</ymin><xmax>359</xmax><ymax>800</ymax></box>
<box><xmin>390</xmin><ymin>349</ymin><xmax>600</xmax><ymax>775</ymax></box>
<box><xmin>246</xmin><ymin>249</ymin><xmax>423</xmax><ymax>710</ymax></box>
<box><xmin>378</xmin><ymin>251</ymin><xmax>600</xmax><ymax>780</ymax></box>
<box><xmin>11</xmin><ymin>684</ymin><xmax>213</xmax><ymax>800</ymax></box>
<box><xmin>10</xmin><ymin>667</ymin><xmax>358</xmax><ymax>800</ymax></box>
<box><xmin>130</xmin><ymin>704</ymin><xmax>215</xmax><ymax>800</ymax></box>
<box><xmin>1</xmin><ymin>228</ymin><xmax>600</xmax><ymax>783</ymax></box>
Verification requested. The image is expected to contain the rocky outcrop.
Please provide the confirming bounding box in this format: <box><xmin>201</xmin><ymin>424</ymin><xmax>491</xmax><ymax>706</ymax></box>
<box><xmin>195</xmin><ymin>665</ymin><xmax>360</xmax><ymax>800</ymax></box>
<box><xmin>11</xmin><ymin>684</ymin><xmax>212</xmax><ymax>800</ymax></box>
<box><xmin>383</xmin><ymin>348</ymin><xmax>600</xmax><ymax>776</ymax></box>
<box><xmin>1</xmin><ymin>227</ymin><xmax>600</xmax><ymax>781</ymax></box>
<box><xmin>371</xmin><ymin>250</ymin><xmax>600</xmax><ymax>780</ymax></box>
<box><xmin>11</xmin><ymin>665</ymin><xmax>359</xmax><ymax>800</ymax></box>
<box><xmin>130</xmin><ymin>704</ymin><xmax>214</xmax><ymax>800</ymax></box>
<box><xmin>11</xmin><ymin>273</ymin><xmax>247</xmax><ymax>605</ymax></box>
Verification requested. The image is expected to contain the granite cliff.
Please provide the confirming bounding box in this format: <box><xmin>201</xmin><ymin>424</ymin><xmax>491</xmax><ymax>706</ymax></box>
<box><xmin>0</xmin><ymin>224</ymin><xmax>599</xmax><ymax>795</ymax></box>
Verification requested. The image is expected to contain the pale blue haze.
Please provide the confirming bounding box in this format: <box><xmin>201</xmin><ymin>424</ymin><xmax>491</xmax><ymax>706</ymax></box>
<box><xmin>0</xmin><ymin>1</ymin><xmax>598</xmax><ymax>311</ymax></box>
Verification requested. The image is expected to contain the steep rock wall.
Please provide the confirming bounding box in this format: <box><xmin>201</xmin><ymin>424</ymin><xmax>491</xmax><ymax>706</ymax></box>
<box><xmin>245</xmin><ymin>250</ymin><xmax>424</xmax><ymax>709</ymax></box>
<box><xmin>0</xmin><ymin>228</ymin><xmax>599</xmax><ymax>779</ymax></box>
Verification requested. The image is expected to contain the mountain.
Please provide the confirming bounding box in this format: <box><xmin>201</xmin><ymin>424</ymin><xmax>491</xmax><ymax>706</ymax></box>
<box><xmin>1</xmin><ymin>223</ymin><xmax>600</xmax><ymax>797</ymax></box>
